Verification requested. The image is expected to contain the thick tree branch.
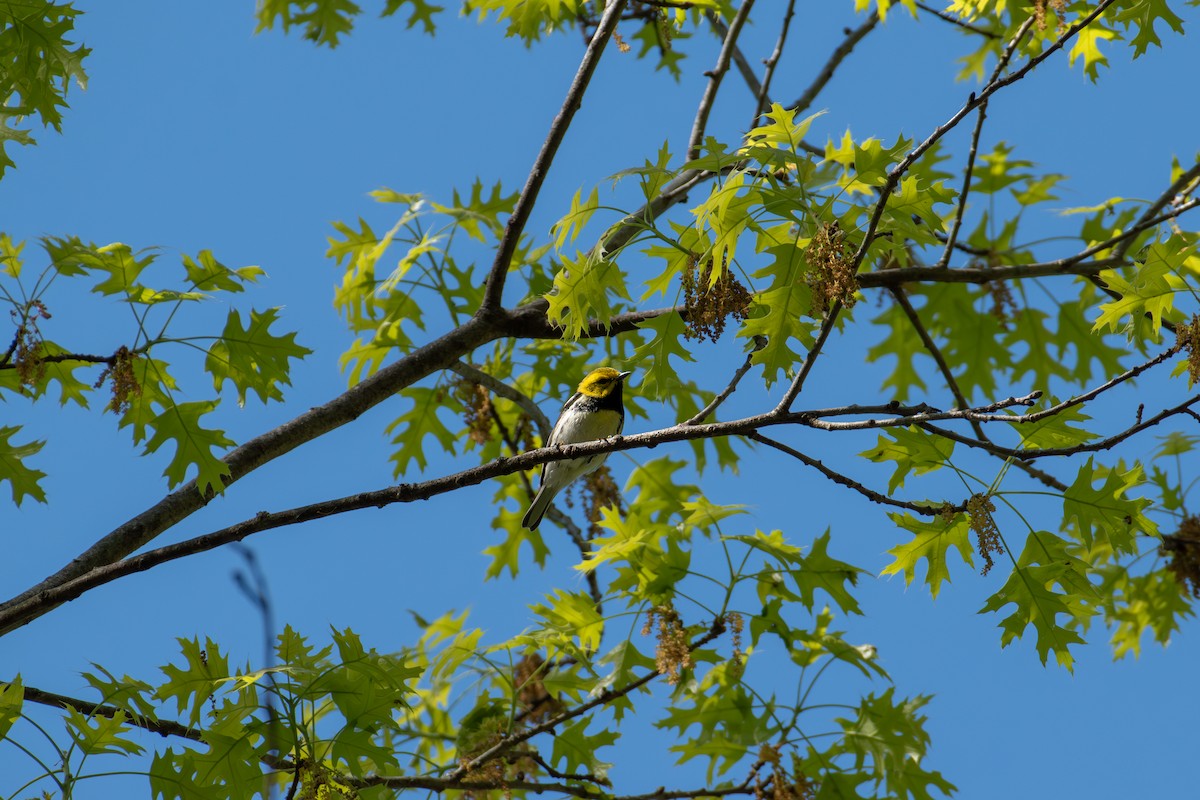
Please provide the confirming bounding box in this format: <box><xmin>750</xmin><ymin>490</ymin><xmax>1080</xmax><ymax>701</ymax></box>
<box><xmin>706</xmin><ymin>13</ymin><xmax>764</xmax><ymax>111</ymax></box>
<box><xmin>0</xmin><ymin>316</ymin><xmax>503</xmax><ymax>628</ymax></box>
<box><xmin>0</xmin><ymin>395</ymin><xmax>1045</xmax><ymax>634</ymax></box>
<box><xmin>479</xmin><ymin>0</ymin><xmax>628</xmax><ymax>312</ymax></box>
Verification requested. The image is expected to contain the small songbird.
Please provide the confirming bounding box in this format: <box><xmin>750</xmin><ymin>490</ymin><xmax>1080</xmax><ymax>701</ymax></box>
<box><xmin>521</xmin><ymin>367</ymin><xmax>632</xmax><ymax>530</ymax></box>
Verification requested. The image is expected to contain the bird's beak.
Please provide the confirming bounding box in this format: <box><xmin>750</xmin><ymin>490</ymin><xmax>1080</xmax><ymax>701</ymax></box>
<box><xmin>618</xmin><ymin>371</ymin><xmax>633</xmax><ymax>381</ymax></box>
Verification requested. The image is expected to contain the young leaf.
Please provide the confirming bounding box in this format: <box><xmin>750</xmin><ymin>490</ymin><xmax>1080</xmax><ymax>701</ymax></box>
<box><xmin>143</xmin><ymin>401</ymin><xmax>235</xmax><ymax>493</ymax></box>
<box><xmin>881</xmin><ymin>512</ymin><xmax>974</xmax><ymax>598</ymax></box>
<box><xmin>205</xmin><ymin>307</ymin><xmax>311</xmax><ymax>404</ymax></box>
<box><xmin>0</xmin><ymin>425</ymin><xmax>47</xmax><ymax>506</ymax></box>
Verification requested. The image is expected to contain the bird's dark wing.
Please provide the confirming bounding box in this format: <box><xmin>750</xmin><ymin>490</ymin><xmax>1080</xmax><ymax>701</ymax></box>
<box><xmin>541</xmin><ymin>391</ymin><xmax>583</xmax><ymax>480</ymax></box>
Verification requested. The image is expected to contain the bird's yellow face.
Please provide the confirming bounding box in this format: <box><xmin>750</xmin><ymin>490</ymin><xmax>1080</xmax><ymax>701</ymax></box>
<box><xmin>577</xmin><ymin>367</ymin><xmax>631</xmax><ymax>398</ymax></box>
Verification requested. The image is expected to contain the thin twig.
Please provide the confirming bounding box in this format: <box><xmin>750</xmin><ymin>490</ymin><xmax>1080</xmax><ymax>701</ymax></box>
<box><xmin>447</xmin><ymin>621</ymin><xmax>728</xmax><ymax>782</ymax></box>
<box><xmin>18</xmin><ymin>683</ymin><xmax>199</xmax><ymax>741</ymax></box>
<box><xmin>688</xmin><ymin>0</ymin><xmax>756</xmax><ymax>161</ymax></box>
<box><xmin>750</xmin><ymin>432</ymin><xmax>964</xmax><ymax>515</ymax></box>
<box><xmin>752</xmin><ymin>0</ymin><xmax>797</xmax><ymax>124</ymax></box>
<box><xmin>888</xmin><ymin>287</ymin><xmax>984</xmax><ymax>440</ymax></box>
<box><xmin>774</xmin><ymin>5</ymin><xmax>1114</xmax><ymax>413</ymax></box>
<box><xmin>684</xmin><ymin>338</ymin><xmax>762</xmax><ymax>425</ymax></box>
<box><xmin>450</xmin><ymin>361</ymin><xmax>552</xmax><ymax>439</ymax></box>
<box><xmin>915</xmin><ymin>2</ymin><xmax>1001</xmax><ymax>38</ymax></box>
<box><xmin>707</xmin><ymin>13</ymin><xmax>764</xmax><ymax>104</ymax></box>
<box><xmin>935</xmin><ymin>94</ymin><xmax>987</xmax><ymax>269</ymax></box>
<box><xmin>788</xmin><ymin>11</ymin><xmax>880</xmax><ymax>117</ymax></box>
<box><xmin>479</xmin><ymin>0</ymin><xmax>629</xmax><ymax>312</ymax></box>
<box><xmin>1111</xmin><ymin>160</ymin><xmax>1200</xmax><ymax>262</ymax></box>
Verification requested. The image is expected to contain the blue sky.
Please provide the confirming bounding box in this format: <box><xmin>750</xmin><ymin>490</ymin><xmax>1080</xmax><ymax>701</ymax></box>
<box><xmin>2</xmin><ymin>2</ymin><xmax>1199</xmax><ymax>798</ymax></box>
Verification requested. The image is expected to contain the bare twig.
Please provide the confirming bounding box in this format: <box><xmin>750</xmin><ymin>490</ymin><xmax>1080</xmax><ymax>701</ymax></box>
<box><xmin>448</xmin><ymin>621</ymin><xmax>728</xmax><ymax>782</ymax></box>
<box><xmin>479</xmin><ymin>0</ymin><xmax>629</xmax><ymax>312</ymax></box>
<box><xmin>707</xmin><ymin>13</ymin><xmax>764</xmax><ymax>105</ymax></box>
<box><xmin>788</xmin><ymin>11</ymin><xmax>880</xmax><ymax>117</ymax></box>
<box><xmin>18</xmin><ymin>683</ymin><xmax>199</xmax><ymax>742</ymax></box>
<box><xmin>684</xmin><ymin>338</ymin><xmax>762</xmax><ymax>425</ymax></box>
<box><xmin>688</xmin><ymin>0</ymin><xmax>756</xmax><ymax>160</ymax></box>
<box><xmin>749</xmin><ymin>432</ymin><xmax>964</xmax><ymax>515</ymax></box>
<box><xmin>915</xmin><ymin>2</ymin><xmax>1001</xmax><ymax>38</ymax></box>
<box><xmin>1111</xmin><ymin>160</ymin><xmax>1200</xmax><ymax>262</ymax></box>
<box><xmin>935</xmin><ymin>94</ymin><xmax>987</xmax><ymax>269</ymax></box>
<box><xmin>752</xmin><ymin>0</ymin><xmax>797</xmax><ymax>123</ymax></box>
<box><xmin>450</xmin><ymin>361</ymin><xmax>552</xmax><ymax>439</ymax></box>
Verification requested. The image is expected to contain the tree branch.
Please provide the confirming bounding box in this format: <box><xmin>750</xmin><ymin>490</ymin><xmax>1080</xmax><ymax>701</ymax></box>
<box><xmin>788</xmin><ymin>10</ymin><xmax>880</xmax><ymax>117</ymax></box>
<box><xmin>935</xmin><ymin>94</ymin><xmax>987</xmax><ymax>270</ymax></box>
<box><xmin>914</xmin><ymin>2</ymin><xmax>1000</xmax><ymax>38</ymax></box>
<box><xmin>447</xmin><ymin>620</ymin><xmax>728</xmax><ymax>782</ymax></box>
<box><xmin>0</xmin><ymin>395</ymin><xmax>1050</xmax><ymax>634</ymax></box>
<box><xmin>773</xmin><ymin>2</ymin><xmax>1117</xmax><ymax>413</ymax></box>
<box><xmin>0</xmin><ymin>316</ymin><xmax>502</xmax><ymax>628</ymax></box>
<box><xmin>749</xmin><ymin>432</ymin><xmax>964</xmax><ymax>515</ymax></box>
<box><xmin>752</xmin><ymin>0</ymin><xmax>797</xmax><ymax>123</ymax></box>
<box><xmin>450</xmin><ymin>360</ymin><xmax>552</xmax><ymax>439</ymax></box>
<box><xmin>688</xmin><ymin>0</ymin><xmax>756</xmax><ymax>161</ymax></box>
<box><xmin>479</xmin><ymin>0</ymin><xmax>629</xmax><ymax>312</ymax></box>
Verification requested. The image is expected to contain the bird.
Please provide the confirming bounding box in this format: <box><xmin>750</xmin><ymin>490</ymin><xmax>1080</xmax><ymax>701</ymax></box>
<box><xmin>521</xmin><ymin>367</ymin><xmax>632</xmax><ymax>530</ymax></box>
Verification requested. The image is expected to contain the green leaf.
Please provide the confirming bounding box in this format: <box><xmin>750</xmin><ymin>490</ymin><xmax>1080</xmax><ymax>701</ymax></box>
<box><xmin>552</xmin><ymin>718</ymin><xmax>618</xmax><ymax>779</ymax></box>
<box><xmin>255</xmin><ymin>0</ymin><xmax>362</xmax><ymax>47</ymax></box>
<box><xmin>545</xmin><ymin>251</ymin><xmax>629</xmax><ymax>339</ymax></box>
<box><xmin>0</xmin><ymin>0</ymin><xmax>90</xmax><ymax>176</ymax></box>
<box><xmin>551</xmin><ymin>185</ymin><xmax>600</xmax><ymax>250</ymax></box>
<box><xmin>833</xmin><ymin>689</ymin><xmax>956</xmax><ymax>800</ymax></box>
<box><xmin>979</xmin><ymin>532</ymin><xmax>1092</xmax><ymax>669</ymax></box>
<box><xmin>1062</xmin><ymin>457</ymin><xmax>1156</xmax><ymax>555</ymax></box>
<box><xmin>1009</xmin><ymin>403</ymin><xmax>1098</xmax><ymax>450</ymax></box>
<box><xmin>0</xmin><ymin>233</ymin><xmax>23</xmax><ymax>276</ymax></box>
<box><xmin>861</xmin><ymin>426</ymin><xmax>954</xmax><ymax>494</ymax></box>
<box><xmin>632</xmin><ymin>311</ymin><xmax>694</xmax><ymax>401</ymax></box>
<box><xmin>386</xmin><ymin>386</ymin><xmax>458</xmax><ymax>475</ymax></box>
<box><xmin>156</xmin><ymin>637</ymin><xmax>230</xmax><ymax>726</ymax></box>
<box><xmin>881</xmin><ymin>512</ymin><xmax>973</xmax><ymax>598</ymax></box>
<box><xmin>382</xmin><ymin>0</ymin><xmax>443</xmax><ymax>33</ymax></box>
<box><xmin>528</xmin><ymin>589</ymin><xmax>605</xmax><ymax>660</ymax></box>
<box><xmin>182</xmin><ymin>250</ymin><xmax>263</xmax><ymax>292</ymax></box>
<box><xmin>143</xmin><ymin>400</ymin><xmax>235</xmax><ymax>493</ymax></box>
<box><xmin>312</xmin><ymin>627</ymin><xmax>422</xmax><ymax>729</ymax></box>
<box><xmin>48</xmin><ymin>239</ymin><xmax>157</xmax><ymax>297</ymax></box>
<box><xmin>1093</xmin><ymin>239</ymin><xmax>1194</xmax><ymax>338</ymax></box>
<box><xmin>205</xmin><ymin>307</ymin><xmax>311</xmax><ymax>404</ymax></box>
<box><xmin>0</xmin><ymin>425</ymin><xmax>47</xmax><ymax>505</ymax></box>
<box><xmin>739</xmin><ymin>284</ymin><xmax>816</xmax><ymax>385</ymax></box>
<box><xmin>727</xmin><ymin>529</ymin><xmax>864</xmax><ymax>615</ymax></box>
<box><xmin>1106</xmin><ymin>567</ymin><xmax>1192</xmax><ymax>659</ymax></box>
<box><xmin>1113</xmin><ymin>0</ymin><xmax>1186</xmax><ymax>57</ymax></box>
<box><xmin>0</xmin><ymin>676</ymin><xmax>22</xmax><ymax>739</ymax></box>
<box><xmin>64</xmin><ymin>706</ymin><xmax>145</xmax><ymax>755</ymax></box>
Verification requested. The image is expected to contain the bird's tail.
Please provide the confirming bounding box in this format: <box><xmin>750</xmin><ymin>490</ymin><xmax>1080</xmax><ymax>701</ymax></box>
<box><xmin>521</xmin><ymin>487</ymin><xmax>554</xmax><ymax>530</ymax></box>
